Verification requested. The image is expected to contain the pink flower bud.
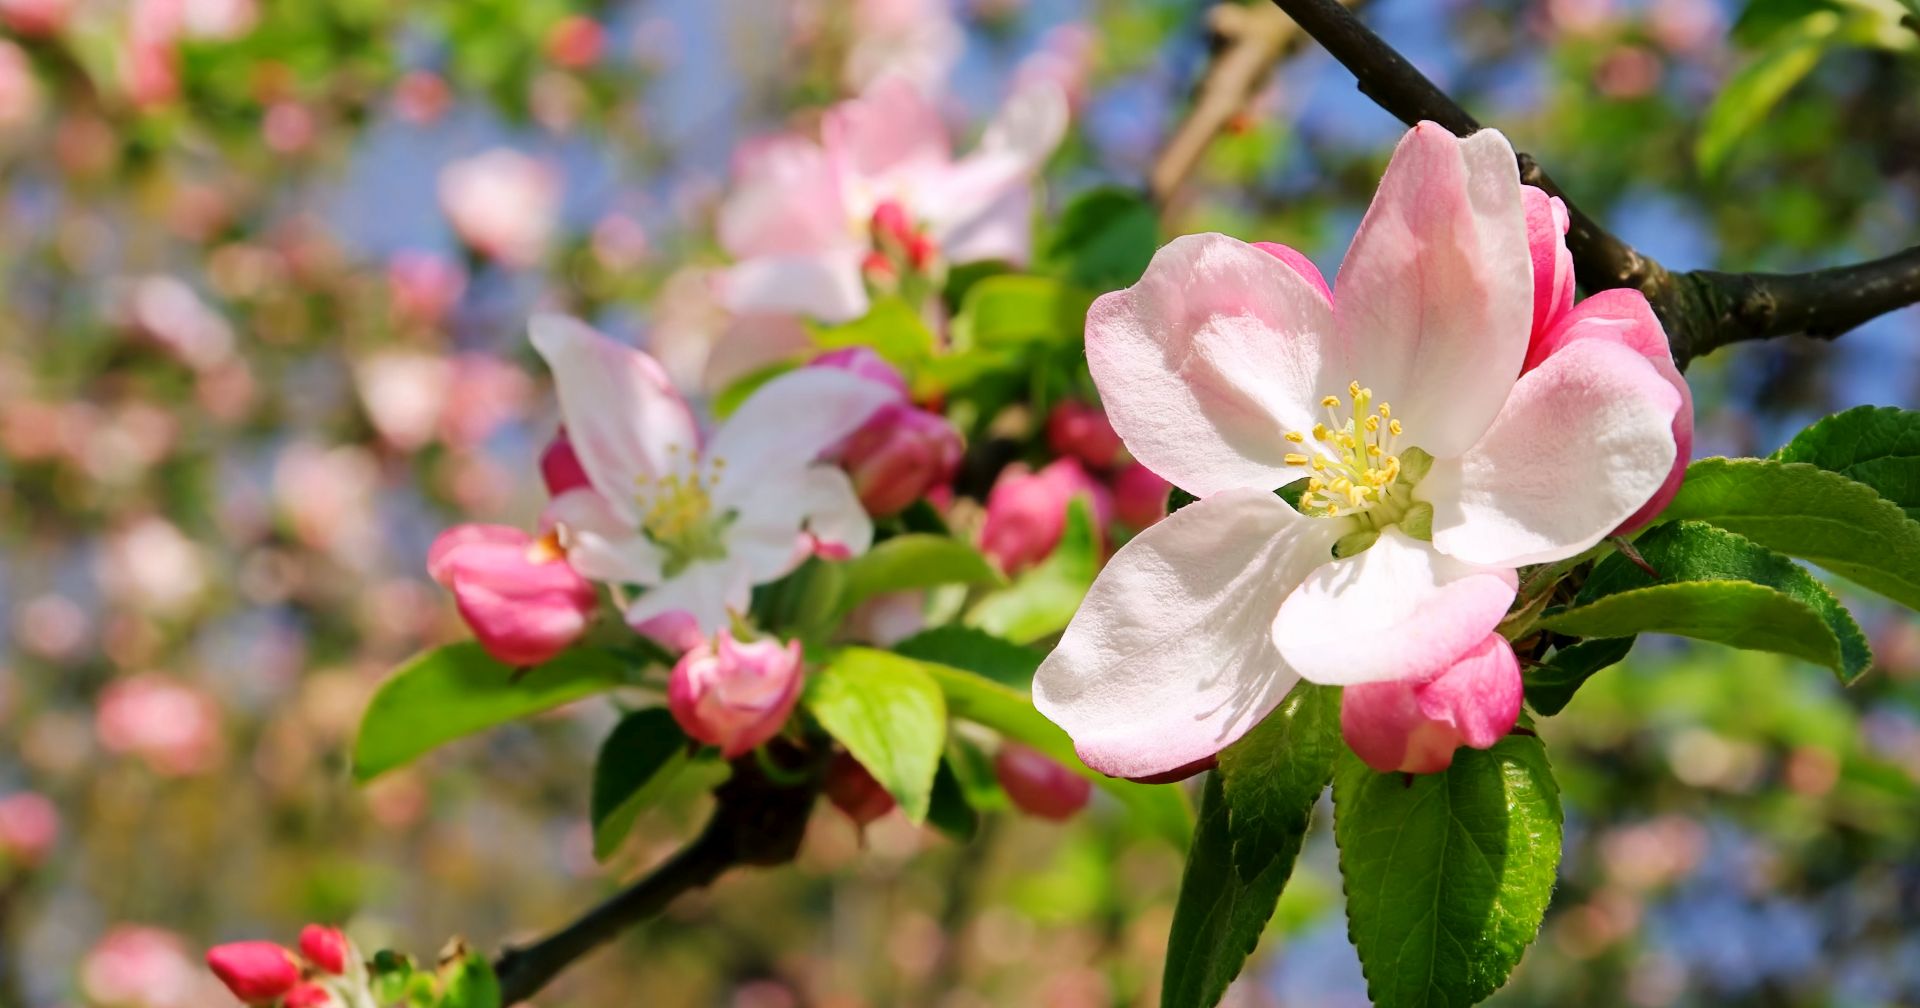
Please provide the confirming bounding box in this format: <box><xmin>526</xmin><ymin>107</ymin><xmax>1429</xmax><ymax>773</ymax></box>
<box><xmin>837</xmin><ymin>403</ymin><xmax>963</xmax><ymax>517</ymax></box>
<box><xmin>539</xmin><ymin>428</ymin><xmax>591</xmax><ymax>497</ymax></box>
<box><xmin>1339</xmin><ymin>633</ymin><xmax>1523</xmax><ymax>775</ymax></box>
<box><xmin>993</xmin><ymin>744</ymin><xmax>1091</xmax><ymax>821</ymax></box>
<box><xmin>386</xmin><ymin>250</ymin><xmax>466</xmax><ymax>327</ymax></box>
<box><xmin>1110</xmin><ymin>461</ymin><xmax>1170</xmax><ymax>530</ymax></box>
<box><xmin>905</xmin><ymin>232</ymin><xmax>938</xmax><ymax>271</ymax></box>
<box><xmin>296</xmin><ymin>925</ymin><xmax>347</xmax><ymax>975</ymax></box>
<box><xmin>825</xmin><ymin>751</ymin><xmax>895</xmax><ymax>826</ymax></box>
<box><xmin>0</xmin><ymin>792</ymin><xmax>59</xmax><ymax>868</ymax></box>
<box><xmin>0</xmin><ymin>0</ymin><xmax>73</xmax><ymax>36</ymax></box>
<box><xmin>1045</xmin><ymin>401</ymin><xmax>1123</xmax><ymax>469</ymax></box>
<box><xmin>870</xmin><ymin>199</ymin><xmax>914</xmax><ymax>247</ymax></box>
<box><xmin>205</xmin><ymin>942</ymin><xmax>300</xmax><ymax>1005</ymax></box>
<box><xmin>980</xmin><ymin>458</ymin><xmax>1113</xmax><ymax>573</ymax></box>
<box><xmin>809</xmin><ymin>347</ymin><xmax>909</xmax><ymax>399</ymax></box>
<box><xmin>284</xmin><ymin>981</ymin><xmax>336</xmax><ymax>1008</ymax></box>
<box><xmin>667</xmin><ymin>630</ymin><xmax>804</xmax><ymax>758</ymax></box>
<box><xmin>427</xmin><ymin>524</ymin><xmax>597</xmax><ymax>667</ymax></box>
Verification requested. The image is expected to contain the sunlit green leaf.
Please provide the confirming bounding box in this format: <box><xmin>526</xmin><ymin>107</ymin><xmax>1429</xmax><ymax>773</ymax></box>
<box><xmin>1773</xmin><ymin>405</ymin><xmax>1920</xmax><ymax>519</ymax></box>
<box><xmin>1696</xmin><ymin>11</ymin><xmax>1840</xmax><ymax>174</ymax></box>
<box><xmin>806</xmin><ymin>648</ymin><xmax>947</xmax><ymax>822</ymax></box>
<box><xmin>893</xmin><ymin>624</ymin><xmax>1043</xmax><ymax>688</ymax></box>
<box><xmin>839</xmin><ymin>535</ymin><xmax>1004</xmax><ymax>614</ymax></box>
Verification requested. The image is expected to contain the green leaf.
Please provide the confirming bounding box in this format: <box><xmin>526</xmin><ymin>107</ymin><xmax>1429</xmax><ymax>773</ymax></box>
<box><xmin>1773</xmin><ymin>405</ymin><xmax>1920</xmax><ymax>519</ymax></box>
<box><xmin>434</xmin><ymin>949</ymin><xmax>501</xmax><ymax>1008</ymax></box>
<box><xmin>1043</xmin><ymin>186</ymin><xmax>1159</xmax><ymax>292</ymax></box>
<box><xmin>953</xmin><ymin>274</ymin><xmax>1090</xmax><ymax>348</ymax></box>
<box><xmin>1162</xmin><ymin>684</ymin><xmax>1340</xmax><ymax>1008</ymax></box>
<box><xmin>810</xmin><ymin>296</ymin><xmax>938</xmax><ymax>369</ymax></box>
<box><xmin>751</xmin><ymin>557</ymin><xmax>848</xmax><ymax>643</ymax></box>
<box><xmin>909</xmin><ymin>654</ymin><xmax>1193</xmax><ymax>847</ymax></box>
<box><xmin>926</xmin><ymin>757</ymin><xmax>980</xmax><ymax>842</ymax></box>
<box><xmin>806</xmin><ymin>648</ymin><xmax>948</xmax><ymax>822</ymax></box>
<box><xmin>966</xmin><ymin>498</ymin><xmax>1100</xmax><ymax>644</ymax></box>
<box><xmin>1659</xmin><ymin>456</ymin><xmax>1920</xmax><ymax>611</ymax></box>
<box><xmin>1540</xmin><ymin>522</ymin><xmax>1871</xmax><ymax>683</ymax></box>
<box><xmin>839</xmin><ymin>535</ymin><xmax>1005</xmax><ymax>614</ymax></box>
<box><xmin>1334</xmin><ymin>735</ymin><xmax>1563</xmax><ymax>1008</ymax></box>
<box><xmin>1696</xmin><ymin>11</ymin><xmax>1840</xmax><ymax>174</ymax></box>
<box><xmin>589</xmin><ymin>708</ymin><xmax>691</xmax><ymax>861</ymax></box>
<box><xmin>1523</xmin><ymin>636</ymin><xmax>1637</xmax><ymax>717</ymax></box>
<box><xmin>353</xmin><ymin>644</ymin><xmax>633</xmax><ymax>782</ymax></box>
<box><xmin>892</xmin><ymin>624</ymin><xmax>1043</xmax><ymax>688</ymax></box>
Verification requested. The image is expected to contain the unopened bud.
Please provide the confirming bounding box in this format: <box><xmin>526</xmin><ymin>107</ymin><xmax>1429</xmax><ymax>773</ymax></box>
<box><xmin>1110</xmin><ymin>461</ymin><xmax>1170</xmax><ymax>530</ymax></box>
<box><xmin>205</xmin><ymin>942</ymin><xmax>300</xmax><ymax>1005</ymax></box>
<box><xmin>284</xmin><ymin>982</ymin><xmax>337</xmax><ymax>1008</ymax></box>
<box><xmin>1340</xmin><ymin>633</ymin><xmax>1521</xmax><ymax>774</ymax></box>
<box><xmin>539</xmin><ymin>428</ymin><xmax>591</xmax><ymax>497</ymax></box>
<box><xmin>1045</xmin><ymin>401</ymin><xmax>1123</xmax><ymax>469</ymax></box>
<box><xmin>980</xmin><ymin>459</ymin><xmax>1113</xmax><ymax>573</ymax></box>
<box><xmin>667</xmin><ymin>630</ymin><xmax>805</xmax><ymax>758</ymax></box>
<box><xmin>838</xmin><ymin>404</ymin><xmax>963</xmax><ymax>517</ymax></box>
<box><xmin>994</xmin><ymin>744</ymin><xmax>1092</xmax><ymax>821</ymax></box>
<box><xmin>869</xmin><ymin>200</ymin><xmax>914</xmax><ymax>247</ymax></box>
<box><xmin>427</xmin><ymin>524</ymin><xmax>597</xmax><ymax>666</ymax></box>
<box><xmin>825</xmin><ymin>751</ymin><xmax>895</xmax><ymax>826</ymax></box>
<box><xmin>297</xmin><ymin>925</ymin><xmax>347</xmax><ymax>975</ymax></box>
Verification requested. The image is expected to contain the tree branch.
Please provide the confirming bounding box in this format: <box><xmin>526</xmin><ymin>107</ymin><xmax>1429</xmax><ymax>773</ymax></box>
<box><xmin>492</xmin><ymin>751</ymin><xmax>819</xmax><ymax>1005</ymax></box>
<box><xmin>1266</xmin><ymin>0</ymin><xmax>1920</xmax><ymax>368</ymax></box>
<box><xmin>1149</xmin><ymin>0</ymin><xmax>1369</xmax><ymax>205</ymax></box>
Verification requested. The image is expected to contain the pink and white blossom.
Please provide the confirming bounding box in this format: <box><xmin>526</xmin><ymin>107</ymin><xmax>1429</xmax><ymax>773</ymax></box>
<box><xmin>1340</xmin><ymin>632</ymin><xmax>1524</xmax><ymax>774</ymax></box>
<box><xmin>1033</xmin><ymin>123</ymin><xmax>1687</xmax><ymax>780</ymax></box>
<box><xmin>438</xmin><ymin>149</ymin><xmax>562</xmax><ymax>268</ymax></box>
<box><xmin>532</xmin><ymin>316</ymin><xmax>896</xmax><ymax>642</ymax></box>
<box><xmin>717</xmin><ymin>74</ymin><xmax>1067</xmax><ymax>323</ymax></box>
<box><xmin>667</xmin><ymin>630</ymin><xmax>805</xmax><ymax>757</ymax></box>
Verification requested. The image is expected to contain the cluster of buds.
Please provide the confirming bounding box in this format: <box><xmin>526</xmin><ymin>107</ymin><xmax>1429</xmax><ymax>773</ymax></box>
<box><xmin>206</xmin><ymin>925</ymin><xmax>351</xmax><ymax>1007</ymax></box>
<box><xmin>861</xmin><ymin>199</ymin><xmax>939</xmax><ymax>290</ymax></box>
<box><xmin>979</xmin><ymin>401</ymin><xmax>1171</xmax><ymax>574</ymax></box>
<box><xmin>809</xmin><ymin>348</ymin><xmax>963</xmax><ymax>518</ymax></box>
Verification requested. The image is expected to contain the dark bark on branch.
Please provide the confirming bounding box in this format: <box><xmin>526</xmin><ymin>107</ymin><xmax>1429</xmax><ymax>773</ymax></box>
<box><xmin>1266</xmin><ymin>0</ymin><xmax>1920</xmax><ymax>369</ymax></box>
<box><xmin>492</xmin><ymin>751</ymin><xmax>820</xmax><ymax>1005</ymax></box>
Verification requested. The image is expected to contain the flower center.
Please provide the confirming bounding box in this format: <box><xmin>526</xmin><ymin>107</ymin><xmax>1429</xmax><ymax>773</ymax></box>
<box><xmin>637</xmin><ymin>452</ymin><xmax>732</xmax><ymax>576</ymax></box>
<box><xmin>1282</xmin><ymin>381</ymin><xmax>1433</xmax><ymax>551</ymax></box>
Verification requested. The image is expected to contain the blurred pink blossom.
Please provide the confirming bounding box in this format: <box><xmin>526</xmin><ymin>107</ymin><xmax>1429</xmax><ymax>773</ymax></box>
<box><xmin>1110</xmin><ymin>461</ymin><xmax>1170</xmax><ymax>530</ymax></box>
<box><xmin>545</xmin><ymin>14</ymin><xmax>605</xmax><ymax>69</ymax></box>
<box><xmin>114</xmin><ymin>275</ymin><xmax>236</xmax><ymax>370</ymax></box>
<box><xmin>96</xmin><ymin>673</ymin><xmax>224</xmax><ymax>776</ymax></box>
<box><xmin>1650</xmin><ymin>0</ymin><xmax>1724</xmax><ymax>56</ymax></box>
<box><xmin>646</xmin><ymin>267</ymin><xmax>813</xmax><ymax>394</ymax></box>
<box><xmin>393</xmin><ymin>70</ymin><xmax>451</xmax><ymax>124</ymax></box>
<box><xmin>82</xmin><ymin>926</ymin><xmax>218</xmax><ymax>1008</ymax></box>
<box><xmin>438</xmin><ymin>149</ymin><xmax>563</xmax><ymax>268</ymax></box>
<box><xmin>1014</xmin><ymin>24</ymin><xmax>1097</xmax><ymax>110</ymax></box>
<box><xmin>1046</xmin><ymin>401</ymin><xmax>1123</xmax><ymax>469</ymax></box>
<box><xmin>386</xmin><ymin>250</ymin><xmax>467</xmax><ymax>327</ymax></box>
<box><xmin>354</xmin><ymin>351</ymin><xmax>453</xmax><ymax>451</ymax></box>
<box><xmin>272</xmin><ymin>442</ymin><xmax>381</xmax><ymax>565</ymax></box>
<box><xmin>0</xmin><ymin>40</ymin><xmax>43</xmax><ymax>132</ymax></box>
<box><xmin>0</xmin><ymin>0</ymin><xmax>72</xmax><ymax>36</ymax></box>
<box><xmin>96</xmin><ymin>516</ymin><xmax>209</xmax><ymax>618</ymax></box>
<box><xmin>844</xmin><ymin>0</ymin><xmax>964</xmax><ymax>93</ymax></box>
<box><xmin>440</xmin><ymin>353</ymin><xmax>533</xmax><ymax>447</ymax></box>
<box><xmin>0</xmin><ymin>791</ymin><xmax>59</xmax><ymax>868</ymax></box>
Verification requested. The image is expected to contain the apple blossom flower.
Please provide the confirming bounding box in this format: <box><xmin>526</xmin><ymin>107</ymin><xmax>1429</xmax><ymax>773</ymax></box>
<box><xmin>296</xmin><ymin>925</ymin><xmax>348</xmax><ymax>975</ymax></box>
<box><xmin>427</xmin><ymin>524</ymin><xmax>598</xmax><ymax>667</ymax></box>
<box><xmin>667</xmin><ymin>630</ymin><xmax>805</xmax><ymax>757</ymax></box>
<box><xmin>994</xmin><ymin>744</ymin><xmax>1092</xmax><ymax>820</ymax></box>
<box><xmin>1046</xmin><ymin>401</ymin><xmax>1123</xmax><ymax>469</ymax></box>
<box><xmin>1033</xmin><ymin>123</ymin><xmax>1686</xmax><ymax>780</ymax></box>
<box><xmin>205</xmin><ymin>941</ymin><xmax>300</xmax><ymax>1004</ymax></box>
<box><xmin>717</xmin><ymin>74</ymin><xmax>1067</xmax><ymax>323</ymax></box>
<box><xmin>438</xmin><ymin>149</ymin><xmax>562</xmax><ymax>268</ymax></box>
<box><xmin>0</xmin><ymin>41</ymin><xmax>42</xmax><ymax>133</ymax></box>
<box><xmin>979</xmin><ymin>458</ymin><xmax>1112</xmax><ymax>573</ymax></box>
<box><xmin>1339</xmin><ymin>632</ymin><xmax>1524</xmax><ymax>774</ymax></box>
<box><xmin>96</xmin><ymin>674</ymin><xmax>224</xmax><ymax>776</ymax></box>
<box><xmin>644</xmin><ymin>266</ymin><xmax>813</xmax><ymax>394</ymax></box>
<box><xmin>533</xmin><ymin>316</ymin><xmax>895</xmax><ymax>641</ymax></box>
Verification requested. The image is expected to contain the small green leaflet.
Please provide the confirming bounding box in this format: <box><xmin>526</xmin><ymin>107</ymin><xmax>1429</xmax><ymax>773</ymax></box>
<box><xmin>1523</xmin><ymin>636</ymin><xmax>1637</xmax><ymax>717</ymax></box>
<box><xmin>892</xmin><ymin>624</ymin><xmax>1043</xmax><ymax>688</ymax></box>
<box><xmin>837</xmin><ymin>534</ymin><xmax>1004</xmax><ymax>615</ymax></box>
<box><xmin>805</xmin><ymin>648</ymin><xmax>948</xmax><ymax>822</ymax></box>
<box><xmin>1541</xmin><ymin>521</ymin><xmax>1871</xmax><ymax>683</ymax></box>
<box><xmin>952</xmin><ymin>274</ymin><xmax>1090</xmax><ymax>349</ymax></box>
<box><xmin>1042</xmin><ymin>186</ymin><xmax>1160</xmax><ymax>292</ymax></box>
<box><xmin>353</xmin><ymin>644</ymin><xmax>634</xmax><ymax>782</ymax></box>
<box><xmin>589</xmin><ymin>708</ymin><xmax>691</xmax><ymax>861</ymax></box>
<box><xmin>1162</xmin><ymin>684</ymin><xmax>1340</xmax><ymax>1008</ymax></box>
<box><xmin>1334</xmin><ymin>735</ymin><xmax>1563</xmax><ymax>1008</ymax></box>
<box><xmin>1696</xmin><ymin>11</ymin><xmax>1839</xmax><ymax>174</ymax></box>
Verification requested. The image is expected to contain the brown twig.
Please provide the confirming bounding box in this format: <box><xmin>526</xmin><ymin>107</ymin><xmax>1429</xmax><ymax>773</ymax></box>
<box><xmin>1266</xmin><ymin>0</ymin><xmax>1920</xmax><ymax>369</ymax></box>
<box><xmin>1150</xmin><ymin>1</ymin><xmax>1369</xmax><ymax>204</ymax></box>
<box><xmin>492</xmin><ymin>751</ymin><xmax>820</xmax><ymax>1005</ymax></box>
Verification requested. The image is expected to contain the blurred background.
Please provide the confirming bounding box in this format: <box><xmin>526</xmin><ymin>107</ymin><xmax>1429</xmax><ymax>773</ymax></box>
<box><xmin>2</xmin><ymin>0</ymin><xmax>1918</xmax><ymax>1005</ymax></box>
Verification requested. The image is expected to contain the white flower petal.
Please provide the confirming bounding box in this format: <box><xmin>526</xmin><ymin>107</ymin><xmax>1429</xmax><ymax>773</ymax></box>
<box><xmin>1274</xmin><ymin>528</ymin><xmax>1517</xmax><ymax>686</ymax></box>
<box><xmin>1425</xmin><ymin>337</ymin><xmax>1682</xmax><ymax>567</ymax></box>
<box><xmin>545</xmin><ymin>488</ymin><xmax>664</xmax><ymax>585</ymax></box>
<box><xmin>721</xmin><ymin>250</ymin><xmax>870</xmax><ymax>324</ymax></box>
<box><xmin>1032</xmin><ymin>488</ymin><xmax>1339</xmax><ymax>780</ymax></box>
<box><xmin>531</xmin><ymin>315</ymin><xmax>699</xmax><ymax>526</ymax></box>
<box><xmin>1332</xmin><ymin>123</ymin><xmax>1533</xmax><ymax>458</ymax></box>
<box><xmin>708</xmin><ymin>367</ymin><xmax>896</xmax><ymax>506</ymax></box>
<box><xmin>1085</xmin><ymin>233</ymin><xmax>1341</xmax><ymax>498</ymax></box>
<box><xmin>623</xmin><ymin>558</ymin><xmax>753</xmax><ymax>640</ymax></box>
